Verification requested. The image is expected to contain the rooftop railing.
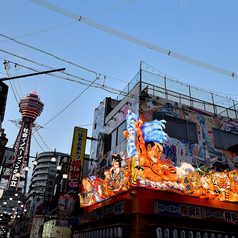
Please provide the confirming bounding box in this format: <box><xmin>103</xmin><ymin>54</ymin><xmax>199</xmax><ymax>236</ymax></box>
<box><xmin>115</xmin><ymin>62</ymin><xmax>238</xmax><ymax>119</ymax></box>
<box><xmin>141</xmin><ymin>69</ymin><xmax>238</xmax><ymax>119</ymax></box>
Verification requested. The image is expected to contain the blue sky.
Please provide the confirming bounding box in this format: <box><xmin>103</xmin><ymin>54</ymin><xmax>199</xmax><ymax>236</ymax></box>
<box><xmin>1</xmin><ymin>0</ymin><xmax>238</xmax><ymax>185</ymax></box>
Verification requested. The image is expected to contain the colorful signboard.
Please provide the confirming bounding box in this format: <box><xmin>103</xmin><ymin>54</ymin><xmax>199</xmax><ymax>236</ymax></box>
<box><xmin>68</xmin><ymin>127</ymin><xmax>87</xmax><ymax>188</ymax></box>
<box><xmin>15</xmin><ymin>202</ymin><xmax>26</xmax><ymax>219</ymax></box>
<box><xmin>80</xmin><ymin>111</ymin><xmax>238</xmax><ymax>207</ymax></box>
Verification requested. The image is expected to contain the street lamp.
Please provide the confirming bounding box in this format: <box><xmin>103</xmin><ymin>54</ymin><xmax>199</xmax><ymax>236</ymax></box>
<box><xmin>15</xmin><ymin>172</ymin><xmax>21</xmax><ymax>177</ymax></box>
<box><xmin>56</xmin><ymin>165</ymin><xmax>62</xmax><ymax>171</ymax></box>
<box><xmin>23</xmin><ymin>166</ymin><xmax>30</xmax><ymax>171</ymax></box>
<box><xmin>51</xmin><ymin>148</ymin><xmax>57</xmax><ymax>162</ymax></box>
<box><xmin>32</xmin><ymin>160</ymin><xmax>38</xmax><ymax>166</ymax></box>
<box><xmin>30</xmin><ymin>152</ymin><xmax>39</xmax><ymax>167</ymax></box>
<box><xmin>60</xmin><ymin>162</ymin><xmax>75</xmax><ymax>180</ymax></box>
<box><xmin>51</xmin><ymin>156</ymin><xmax>57</xmax><ymax>162</ymax></box>
<box><xmin>62</xmin><ymin>173</ymin><xmax>68</xmax><ymax>179</ymax></box>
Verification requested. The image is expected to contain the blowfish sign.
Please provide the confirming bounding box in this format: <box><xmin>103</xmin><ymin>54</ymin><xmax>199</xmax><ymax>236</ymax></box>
<box><xmin>7</xmin><ymin>122</ymin><xmax>31</xmax><ymax>191</ymax></box>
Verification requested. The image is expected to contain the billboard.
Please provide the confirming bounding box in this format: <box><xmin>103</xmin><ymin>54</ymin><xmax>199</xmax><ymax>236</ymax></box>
<box><xmin>68</xmin><ymin>127</ymin><xmax>87</xmax><ymax>188</ymax></box>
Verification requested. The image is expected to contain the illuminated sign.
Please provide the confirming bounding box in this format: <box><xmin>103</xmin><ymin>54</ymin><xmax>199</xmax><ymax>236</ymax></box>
<box><xmin>15</xmin><ymin>202</ymin><xmax>26</xmax><ymax>218</ymax></box>
<box><xmin>7</xmin><ymin>121</ymin><xmax>31</xmax><ymax>191</ymax></box>
<box><xmin>153</xmin><ymin>200</ymin><xmax>238</xmax><ymax>224</ymax></box>
<box><xmin>68</xmin><ymin>127</ymin><xmax>87</xmax><ymax>188</ymax></box>
<box><xmin>80</xmin><ymin>111</ymin><xmax>238</xmax><ymax>207</ymax></box>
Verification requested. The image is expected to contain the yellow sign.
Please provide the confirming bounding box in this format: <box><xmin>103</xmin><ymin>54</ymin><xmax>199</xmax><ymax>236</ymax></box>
<box><xmin>68</xmin><ymin>127</ymin><xmax>87</xmax><ymax>188</ymax></box>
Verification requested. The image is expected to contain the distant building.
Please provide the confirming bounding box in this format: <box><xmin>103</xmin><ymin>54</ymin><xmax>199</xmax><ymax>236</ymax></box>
<box><xmin>26</xmin><ymin>150</ymin><xmax>90</xmax><ymax>219</ymax></box>
<box><xmin>26</xmin><ymin>151</ymin><xmax>70</xmax><ymax>218</ymax></box>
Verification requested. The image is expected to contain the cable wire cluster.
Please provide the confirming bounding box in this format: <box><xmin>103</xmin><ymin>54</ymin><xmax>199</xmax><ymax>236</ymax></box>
<box><xmin>30</xmin><ymin>0</ymin><xmax>238</xmax><ymax>80</ymax></box>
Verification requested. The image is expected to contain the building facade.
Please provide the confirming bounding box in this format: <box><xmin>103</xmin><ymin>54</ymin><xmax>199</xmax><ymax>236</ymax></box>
<box><xmin>27</xmin><ymin>151</ymin><xmax>70</xmax><ymax>218</ymax></box>
<box><xmin>74</xmin><ymin>63</ymin><xmax>238</xmax><ymax>237</ymax></box>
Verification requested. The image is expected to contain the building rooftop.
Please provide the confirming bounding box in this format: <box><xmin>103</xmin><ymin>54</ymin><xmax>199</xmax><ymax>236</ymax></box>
<box><xmin>115</xmin><ymin>62</ymin><xmax>238</xmax><ymax>119</ymax></box>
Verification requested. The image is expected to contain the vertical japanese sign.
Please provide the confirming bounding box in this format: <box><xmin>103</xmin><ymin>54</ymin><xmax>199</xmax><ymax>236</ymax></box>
<box><xmin>7</xmin><ymin>121</ymin><xmax>31</xmax><ymax>191</ymax></box>
<box><xmin>68</xmin><ymin>127</ymin><xmax>87</xmax><ymax>188</ymax></box>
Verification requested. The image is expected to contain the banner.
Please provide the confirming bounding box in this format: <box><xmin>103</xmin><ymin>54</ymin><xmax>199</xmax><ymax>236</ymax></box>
<box><xmin>7</xmin><ymin>121</ymin><xmax>32</xmax><ymax>191</ymax></box>
<box><xmin>68</xmin><ymin>127</ymin><xmax>87</xmax><ymax>188</ymax></box>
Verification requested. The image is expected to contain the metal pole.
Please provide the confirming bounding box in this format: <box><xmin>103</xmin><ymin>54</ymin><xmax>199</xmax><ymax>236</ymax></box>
<box><xmin>0</xmin><ymin>68</ymin><xmax>66</xmax><ymax>81</ymax></box>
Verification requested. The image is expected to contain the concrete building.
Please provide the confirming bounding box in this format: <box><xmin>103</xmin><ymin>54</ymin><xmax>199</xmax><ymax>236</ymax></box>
<box><xmin>26</xmin><ymin>151</ymin><xmax>70</xmax><ymax>218</ymax></box>
<box><xmin>73</xmin><ymin>62</ymin><xmax>238</xmax><ymax>237</ymax></box>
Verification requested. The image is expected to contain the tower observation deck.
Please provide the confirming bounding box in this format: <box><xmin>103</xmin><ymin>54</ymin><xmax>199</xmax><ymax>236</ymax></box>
<box><xmin>19</xmin><ymin>90</ymin><xmax>44</xmax><ymax>121</ymax></box>
<box><xmin>6</xmin><ymin>91</ymin><xmax>44</xmax><ymax>194</ymax></box>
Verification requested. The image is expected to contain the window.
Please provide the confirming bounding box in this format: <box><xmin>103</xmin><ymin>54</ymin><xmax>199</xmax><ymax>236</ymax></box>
<box><xmin>111</xmin><ymin>129</ymin><xmax>117</xmax><ymax>149</ymax></box>
<box><xmin>153</xmin><ymin>112</ymin><xmax>198</xmax><ymax>143</ymax></box>
<box><xmin>118</xmin><ymin>121</ymin><xmax>127</xmax><ymax>144</ymax></box>
<box><xmin>104</xmin><ymin>120</ymin><xmax>127</xmax><ymax>154</ymax></box>
<box><xmin>104</xmin><ymin>134</ymin><xmax>111</xmax><ymax>154</ymax></box>
<box><xmin>213</xmin><ymin>128</ymin><xmax>238</xmax><ymax>153</ymax></box>
<box><xmin>48</xmin><ymin>181</ymin><xmax>53</xmax><ymax>185</ymax></box>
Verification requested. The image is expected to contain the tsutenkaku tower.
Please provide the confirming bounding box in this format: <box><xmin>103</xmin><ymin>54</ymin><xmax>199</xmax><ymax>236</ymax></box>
<box><xmin>7</xmin><ymin>91</ymin><xmax>44</xmax><ymax>194</ymax></box>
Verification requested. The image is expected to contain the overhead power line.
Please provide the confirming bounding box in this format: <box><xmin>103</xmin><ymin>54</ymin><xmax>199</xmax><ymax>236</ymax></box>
<box><xmin>0</xmin><ymin>48</ymin><xmax>127</xmax><ymax>94</ymax></box>
<box><xmin>30</xmin><ymin>0</ymin><xmax>238</xmax><ymax>80</ymax></box>
<box><xmin>2</xmin><ymin>51</ymin><xmax>236</xmax><ymax>100</ymax></box>
<box><xmin>4</xmin><ymin>64</ymin><xmax>56</xmax><ymax>152</ymax></box>
<box><xmin>85</xmin><ymin>0</ymin><xmax>135</xmax><ymax>18</ymax></box>
<box><xmin>32</xmin><ymin>134</ymin><xmax>45</xmax><ymax>152</ymax></box>
<box><xmin>41</xmin><ymin>76</ymin><xmax>99</xmax><ymax>128</ymax></box>
<box><xmin>36</xmin><ymin>130</ymin><xmax>52</xmax><ymax>151</ymax></box>
<box><xmin>2</xmin><ymin>58</ymin><xmax>139</xmax><ymax>131</ymax></box>
<box><xmin>3</xmin><ymin>61</ymin><xmax>19</xmax><ymax>103</ymax></box>
<box><xmin>0</xmin><ymin>33</ymin><xmax>97</xmax><ymax>75</ymax></box>
<box><xmin>0</xmin><ymin>21</ymin><xmax>78</xmax><ymax>43</ymax></box>
<box><xmin>0</xmin><ymin>37</ymin><xmax>128</xmax><ymax>85</ymax></box>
